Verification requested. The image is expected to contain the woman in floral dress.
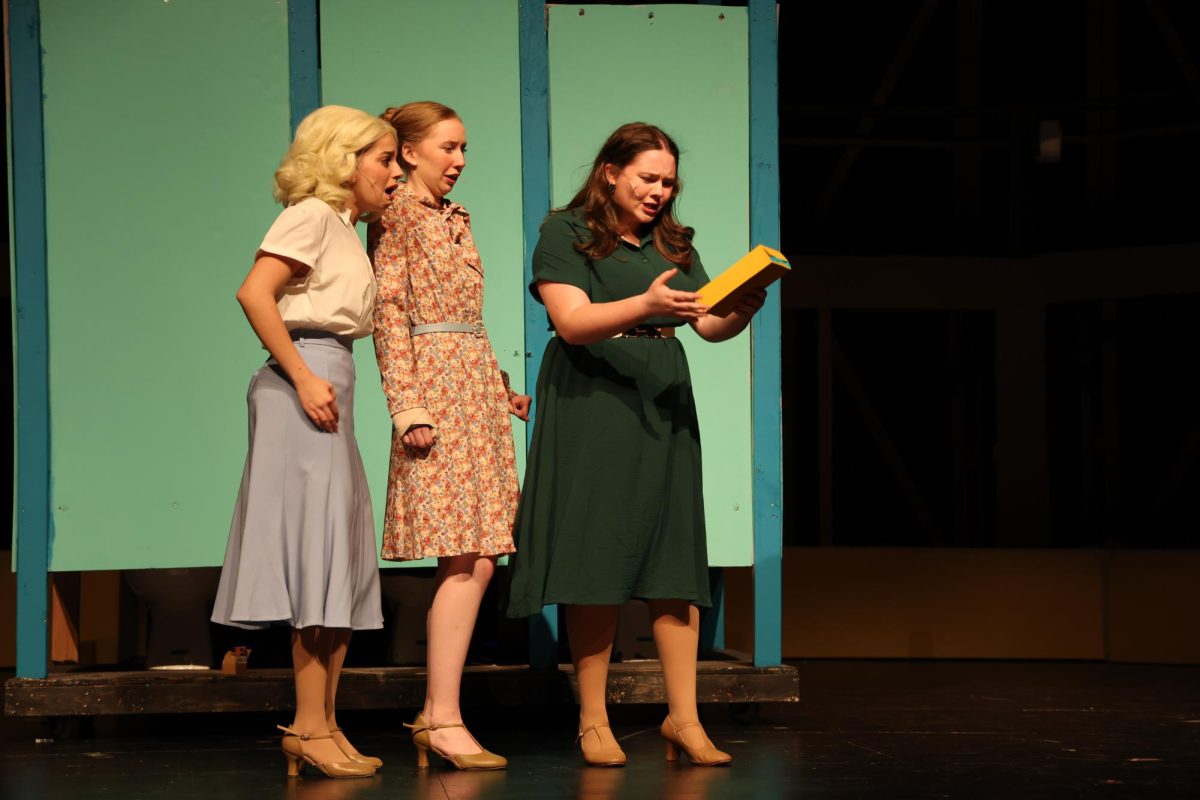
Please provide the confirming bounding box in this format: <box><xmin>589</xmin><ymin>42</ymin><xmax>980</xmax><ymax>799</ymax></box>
<box><xmin>369</xmin><ymin>101</ymin><xmax>528</xmax><ymax>771</ymax></box>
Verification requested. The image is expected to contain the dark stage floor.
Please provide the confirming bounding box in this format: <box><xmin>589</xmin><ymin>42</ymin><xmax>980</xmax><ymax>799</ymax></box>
<box><xmin>2</xmin><ymin>661</ymin><xmax>1197</xmax><ymax>799</ymax></box>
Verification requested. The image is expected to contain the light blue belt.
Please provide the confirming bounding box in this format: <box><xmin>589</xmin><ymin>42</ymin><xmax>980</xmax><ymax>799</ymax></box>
<box><xmin>411</xmin><ymin>321</ymin><xmax>485</xmax><ymax>337</ymax></box>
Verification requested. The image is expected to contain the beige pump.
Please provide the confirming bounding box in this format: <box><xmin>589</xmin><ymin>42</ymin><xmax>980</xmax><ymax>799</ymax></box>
<box><xmin>330</xmin><ymin>726</ymin><xmax>383</xmax><ymax>769</ymax></box>
<box><xmin>277</xmin><ymin>725</ymin><xmax>377</xmax><ymax>778</ymax></box>
<box><xmin>404</xmin><ymin>713</ymin><xmax>507</xmax><ymax>771</ymax></box>
<box><xmin>576</xmin><ymin>723</ymin><xmax>627</xmax><ymax>767</ymax></box>
<box><xmin>659</xmin><ymin>717</ymin><xmax>732</xmax><ymax>766</ymax></box>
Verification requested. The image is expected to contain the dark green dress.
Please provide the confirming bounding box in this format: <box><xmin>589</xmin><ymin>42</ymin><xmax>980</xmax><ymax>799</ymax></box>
<box><xmin>505</xmin><ymin>211</ymin><xmax>713</xmax><ymax>617</ymax></box>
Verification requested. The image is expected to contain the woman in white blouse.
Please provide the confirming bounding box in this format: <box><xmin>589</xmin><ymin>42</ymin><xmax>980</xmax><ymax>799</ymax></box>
<box><xmin>211</xmin><ymin>105</ymin><xmax>402</xmax><ymax>779</ymax></box>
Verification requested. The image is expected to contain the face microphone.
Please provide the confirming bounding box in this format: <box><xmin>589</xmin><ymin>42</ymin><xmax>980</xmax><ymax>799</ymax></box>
<box><xmin>358</xmin><ymin>170</ymin><xmax>391</xmax><ymax>203</ymax></box>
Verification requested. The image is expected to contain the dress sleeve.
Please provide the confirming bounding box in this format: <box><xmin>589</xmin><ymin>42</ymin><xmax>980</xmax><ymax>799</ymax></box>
<box><xmin>499</xmin><ymin>369</ymin><xmax>518</xmax><ymax>399</ymax></box>
<box><xmin>371</xmin><ymin>203</ymin><xmax>436</xmax><ymax>433</ymax></box>
<box><xmin>529</xmin><ymin>212</ymin><xmax>591</xmax><ymax>303</ymax></box>
<box><xmin>688</xmin><ymin>245</ymin><xmax>711</xmax><ymax>286</ymax></box>
<box><xmin>258</xmin><ymin>201</ymin><xmax>322</xmax><ymax>277</ymax></box>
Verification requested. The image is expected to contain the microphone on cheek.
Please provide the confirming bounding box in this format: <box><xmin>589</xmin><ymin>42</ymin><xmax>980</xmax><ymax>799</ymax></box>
<box><xmin>358</xmin><ymin>171</ymin><xmax>391</xmax><ymax>203</ymax></box>
<box><xmin>628</xmin><ymin>181</ymin><xmax>643</xmax><ymax>201</ymax></box>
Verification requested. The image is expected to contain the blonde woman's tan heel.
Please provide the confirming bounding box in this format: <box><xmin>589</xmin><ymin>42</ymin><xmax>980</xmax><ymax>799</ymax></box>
<box><xmin>330</xmin><ymin>727</ymin><xmax>383</xmax><ymax>769</ymax></box>
<box><xmin>664</xmin><ymin>738</ymin><xmax>680</xmax><ymax>762</ymax></box>
<box><xmin>278</xmin><ymin>725</ymin><xmax>377</xmax><ymax>778</ymax></box>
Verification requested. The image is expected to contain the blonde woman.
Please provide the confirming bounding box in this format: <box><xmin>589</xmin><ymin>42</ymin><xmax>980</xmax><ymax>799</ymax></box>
<box><xmin>211</xmin><ymin>105</ymin><xmax>403</xmax><ymax>779</ymax></box>
<box><xmin>369</xmin><ymin>101</ymin><xmax>527</xmax><ymax>771</ymax></box>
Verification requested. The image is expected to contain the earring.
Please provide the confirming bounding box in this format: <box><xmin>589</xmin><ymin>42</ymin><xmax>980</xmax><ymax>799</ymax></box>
<box><xmin>606</xmin><ymin>182</ymin><xmax>615</xmax><ymax>194</ymax></box>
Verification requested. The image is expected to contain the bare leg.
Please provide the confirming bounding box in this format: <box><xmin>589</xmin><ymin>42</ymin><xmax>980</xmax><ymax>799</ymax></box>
<box><xmin>423</xmin><ymin>553</ymin><xmax>496</xmax><ymax>755</ymax></box>
<box><xmin>289</xmin><ymin>627</ymin><xmax>346</xmax><ymax>765</ymax></box>
<box><xmin>566</xmin><ymin>604</ymin><xmax>622</xmax><ymax>754</ymax></box>
<box><xmin>647</xmin><ymin>600</ymin><xmax>700</xmax><ymax>724</ymax></box>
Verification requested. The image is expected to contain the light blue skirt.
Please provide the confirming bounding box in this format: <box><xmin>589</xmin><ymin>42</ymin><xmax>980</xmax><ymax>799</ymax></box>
<box><xmin>211</xmin><ymin>335</ymin><xmax>383</xmax><ymax>630</ymax></box>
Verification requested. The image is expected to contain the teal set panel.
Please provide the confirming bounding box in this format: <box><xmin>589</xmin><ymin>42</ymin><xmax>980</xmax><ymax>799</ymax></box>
<box><xmin>287</xmin><ymin>0</ymin><xmax>320</xmax><ymax>131</ymax></box>
<box><xmin>517</xmin><ymin>0</ymin><xmax>558</xmax><ymax>666</ymax></box>
<box><xmin>748</xmin><ymin>0</ymin><xmax>784</xmax><ymax>666</ymax></box>
<box><xmin>13</xmin><ymin>1</ymin><xmax>781</xmax><ymax>673</ymax></box>
<box><xmin>39</xmin><ymin>0</ymin><xmax>291</xmax><ymax>570</ymax></box>
<box><xmin>545</xmin><ymin>5</ymin><xmax>754</xmax><ymax>567</ymax></box>
<box><xmin>319</xmin><ymin>0</ymin><xmax>527</xmax><ymax>568</ymax></box>
<box><xmin>11</xmin><ymin>0</ymin><xmax>52</xmax><ymax>678</ymax></box>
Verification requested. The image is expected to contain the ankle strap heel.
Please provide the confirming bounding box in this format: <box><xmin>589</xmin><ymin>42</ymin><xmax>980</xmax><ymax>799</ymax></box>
<box><xmin>406</xmin><ymin>713</ymin><xmax>507</xmax><ymax>771</ymax></box>
<box><xmin>277</xmin><ymin>725</ymin><xmax>377</xmax><ymax>778</ymax></box>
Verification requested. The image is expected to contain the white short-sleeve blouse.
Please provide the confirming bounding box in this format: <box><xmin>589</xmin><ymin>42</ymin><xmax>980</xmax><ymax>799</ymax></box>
<box><xmin>259</xmin><ymin>196</ymin><xmax>376</xmax><ymax>339</ymax></box>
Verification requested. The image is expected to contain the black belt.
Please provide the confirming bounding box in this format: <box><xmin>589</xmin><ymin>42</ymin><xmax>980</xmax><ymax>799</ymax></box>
<box><xmin>613</xmin><ymin>325</ymin><xmax>676</xmax><ymax>339</ymax></box>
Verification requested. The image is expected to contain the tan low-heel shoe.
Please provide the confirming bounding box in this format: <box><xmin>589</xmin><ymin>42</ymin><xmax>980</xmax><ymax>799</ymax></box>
<box><xmin>659</xmin><ymin>717</ymin><xmax>732</xmax><ymax>766</ymax></box>
<box><xmin>404</xmin><ymin>713</ymin><xmax>507</xmax><ymax>771</ymax></box>
<box><xmin>577</xmin><ymin>723</ymin><xmax>627</xmax><ymax>767</ymax></box>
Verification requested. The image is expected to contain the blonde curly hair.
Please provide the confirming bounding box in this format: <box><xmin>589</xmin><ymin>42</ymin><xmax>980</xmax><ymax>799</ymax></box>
<box><xmin>273</xmin><ymin>105</ymin><xmax>396</xmax><ymax>210</ymax></box>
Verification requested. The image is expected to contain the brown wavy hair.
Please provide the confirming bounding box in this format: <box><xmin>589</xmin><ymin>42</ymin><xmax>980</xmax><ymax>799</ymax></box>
<box><xmin>379</xmin><ymin>101</ymin><xmax>460</xmax><ymax>172</ymax></box>
<box><xmin>564</xmin><ymin>122</ymin><xmax>694</xmax><ymax>271</ymax></box>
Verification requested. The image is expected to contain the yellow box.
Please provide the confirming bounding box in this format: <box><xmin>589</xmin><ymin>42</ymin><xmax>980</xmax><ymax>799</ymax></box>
<box><xmin>696</xmin><ymin>245</ymin><xmax>790</xmax><ymax>317</ymax></box>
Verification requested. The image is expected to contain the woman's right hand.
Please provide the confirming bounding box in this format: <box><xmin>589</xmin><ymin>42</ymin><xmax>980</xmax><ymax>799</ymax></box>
<box><xmin>402</xmin><ymin>424</ymin><xmax>435</xmax><ymax>449</ymax></box>
<box><xmin>296</xmin><ymin>374</ymin><xmax>339</xmax><ymax>433</ymax></box>
<box><xmin>641</xmin><ymin>269</ymin><xmax>707</xmax><ymax>321</ymax></box>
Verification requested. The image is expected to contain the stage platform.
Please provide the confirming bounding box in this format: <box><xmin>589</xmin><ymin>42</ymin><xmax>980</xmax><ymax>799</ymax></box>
<box><xmin>2</xmin><ymin>660</ymin><xmax>1197</xmax><ymax>799</ymax></box>
<box><xmin>5</xmin><ymin>658</ymin><xmax>799</xmax><ymax>717</ymax></box>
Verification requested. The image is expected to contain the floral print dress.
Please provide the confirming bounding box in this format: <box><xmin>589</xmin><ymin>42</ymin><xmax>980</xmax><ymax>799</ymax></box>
<box><xmin>370</xmin><ymin>182</ymin><xmax>519</xmax><ymax>561</ymax></box>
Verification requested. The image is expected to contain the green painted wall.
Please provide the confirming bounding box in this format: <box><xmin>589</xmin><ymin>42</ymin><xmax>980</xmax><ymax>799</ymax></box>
<box><xmin>29</xmin><ymin>0</ymin><xmax>753</xmax><ymax>571</ymax></box>
<box><xmin>320</xmin><ymin>0</ymin><xmax>526</xmax><ymax>568</ymax></box>
<box><xmin>40</xmin><ymin>0</ymin><xmax>291</xmax><ymax>570</ymax></box>
<box><xmin>547</xmin><ymin>5</ymin><xmax>754</xmax><ymax>565</ymax></box>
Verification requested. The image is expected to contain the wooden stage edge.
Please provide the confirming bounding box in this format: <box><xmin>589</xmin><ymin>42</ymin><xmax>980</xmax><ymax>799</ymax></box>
<box><xmin>5</xmin><ymin>658</ymin><xmax>799</xmax><ymax>717</ymax></box>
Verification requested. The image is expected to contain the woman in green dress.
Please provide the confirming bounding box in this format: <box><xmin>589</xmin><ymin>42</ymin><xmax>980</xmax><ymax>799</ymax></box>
<box><xmin>506</xmin><ymin>123</ymin><xmax>766</xmax><ymax>767</ymax></box>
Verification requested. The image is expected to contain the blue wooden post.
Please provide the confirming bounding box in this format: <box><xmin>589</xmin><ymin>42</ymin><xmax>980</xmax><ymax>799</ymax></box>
<box><xmin>287</xmin><ymin>0</ymin><xmax>321</xmax><ymax>133</ymax></box>
<box><xmin>518</xmin><ymin>0</ymin><xmax>558</xmax><ymax>668</ymax></box>
<box><xmin>10</xmin><ymin>0</ymin><xmax>52</xmax><ymax>680</ymax></box>
<box><xmin>749</xmin><ymin>0</ymin><xmax>784</xmax><ymax>667</ymax></box>
<box><xmin>699</xmin><ymin>569</ymin><xmax>726</xmax><ymax>654</ymax></box>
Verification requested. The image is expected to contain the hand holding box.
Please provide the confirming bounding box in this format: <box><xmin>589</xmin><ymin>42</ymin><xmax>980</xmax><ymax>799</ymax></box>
<box><xmin>697</xmin><ymin>245</ymin><xmax>790</xmax><ymax>317</ymax></box>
